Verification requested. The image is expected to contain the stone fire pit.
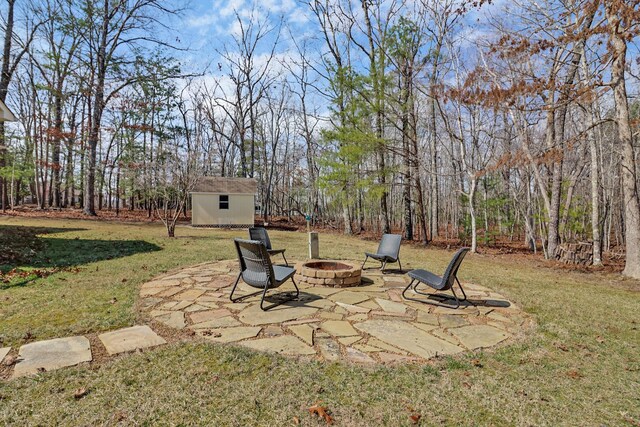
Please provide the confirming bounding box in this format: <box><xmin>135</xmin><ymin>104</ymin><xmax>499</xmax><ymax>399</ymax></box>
<box><xmin>297</xmin><ymin>260</ymin><xmax>361</xmax><ymax>288</ymax></box>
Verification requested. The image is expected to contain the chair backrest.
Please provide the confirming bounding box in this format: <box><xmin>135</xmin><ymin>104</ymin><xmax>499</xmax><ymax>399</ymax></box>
<box><xmin>440</xmin><ymin>247</ymin><xmax>470</xmax><ymax>290</ymax></box>
<box><xmin>234</xmin><ymin>238</ymin><xmax>275</xmax><ymax>289</ymax></box>
<box><xmin>377</xmin><ymin>234</ymin><xmax>402</xmax><ymax>260</ymax></box>
<box><xmin>249</xmin><ymin>227</ymin><xmax>272</xmax><ymax>250</ymax></box>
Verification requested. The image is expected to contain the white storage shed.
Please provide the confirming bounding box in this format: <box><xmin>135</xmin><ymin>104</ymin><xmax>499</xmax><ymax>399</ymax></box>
<box><xmin>191</xmin><ymin>177</ymin><xmax>257</xmax><ymax>227</ymax></box>
<box><xmin>0</xmin><ymin>99</ymin><xmax>16</xmax><ymax>122</ymax></box>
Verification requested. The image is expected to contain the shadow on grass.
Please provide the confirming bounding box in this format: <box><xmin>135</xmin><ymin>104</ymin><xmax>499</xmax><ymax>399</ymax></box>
<box><xmin>0</xmin><ymin>225</ymin><xmax>161</xmax><ymax>288</ymax></box>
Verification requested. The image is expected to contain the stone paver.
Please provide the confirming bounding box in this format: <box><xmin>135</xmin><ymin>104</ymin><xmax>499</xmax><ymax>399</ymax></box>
<box><xmin>288</xmin><ymin>324</ymin><xmax>314</xmax><ymax>345</ymax></box>
<box><xmin>174</xmin><ymin>289</ymin><xmax>207</xmax><ymax>300</ymax></box>
<box><xmin>346</xmin><ymin>347</ymin><xmax>375</xmax><ymax>363</ymax></box>
<box><xmin>321</xmin><ymin>320</ymin><xmax>359</xmax><ymax>337</ymax></box>
<box><xmin>190</xmin><ymin>316</ymin><xmax>241</xmax><ymax>329</ymax></box>
<box><xmin>190</xmin><ymin>309</ymin><xmax>233</xmax><ymax>325</ymax></box>
<box><xmin>439</xmin><ymin>315</ymin><xmax>469</xmax><ymax>328</ymax></box>
<box><xmin>339</xmin><ymin>336</ymin><xmax>363</xmax><ymax>346</ymax></box>
<box><xmin>99</xmin><ymin>325</ymin><xmax>166</xmax><ymax>355</ymax></box>
<box><xmin>137</xmin><ymin>259</ymin><xmax>529</xmax><ymax>365</ymax></box>
<box><xmin>355</xmin><ymin>320</ymin><xmax>464</xmax><ymax>359</ymax></box>
<box><xmin>13</xmin><ymin>336</ymin><xmax>92</xmax><ymax>377</ymax></box>
<box><xmin>238</xmin><ymin>304</ymin><xmax>318</xmax><ymax>325</ymax></box>
<box><xmin>328</xmin><ymin>291</ymin><xmax>371</xmax><ymax>305</ymax></box>
<box><xmin>317</xmin><ymin>338</ymin><xmax>341</xmax><ymax>361</ymax></box>
<box><xmin>375</xmin><ymin>298</ymin><xmax>407</xmax><ymax>314</ymax></box>
<box><xmin>0</xmin><ymin>347</ymin><xmax>10</xmax><ymax>363</ymax></box>
<box><xmin>416</xmin><ymin>312</ymin><xmax>439</xmax><ymax>325</ymax></box>
<box><xmin>367</xmin><ymin>337</ymin><xmax>408</xmax><ymax>355</ymax></box>
<box><xmin>241</xmin><ymin>335</ymin><xmax>316</xmax><ymax>355</ymax></box>
<box><xmin>335</xmin><ymin>302</ymin><xmax>370</xmax><ymax>313</ymax></box>
<box><xmin>200</xmin><ymin>326</ymin><xmax>261</xmax><ymax>343</ymax></box>
<box><xmin>449</xmin><ymin>325</ymin><xmax>510</xmax><ymax>350</ymax></box>
<box><xmin>160</xmin><ymin>311</ymin><xmax>186</xmax><ymax>329</ymax></box>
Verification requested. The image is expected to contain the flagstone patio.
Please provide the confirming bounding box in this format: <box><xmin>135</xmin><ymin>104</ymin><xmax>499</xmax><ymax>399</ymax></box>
<box><xmin>140</xmin><ymin>259</ymin><xmax>531</xmax><ymax>364</ymax></box>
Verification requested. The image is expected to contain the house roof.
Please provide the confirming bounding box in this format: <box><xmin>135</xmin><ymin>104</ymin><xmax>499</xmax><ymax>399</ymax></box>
<box><xmin>192</xmin><ymin>177</ymin><xmax>257</xmax><ymax>194</ymax></box>
<box><xmin>0</xmin><ymin>99</ymin><xmax>16</xmax><ymax>122</ymax></box>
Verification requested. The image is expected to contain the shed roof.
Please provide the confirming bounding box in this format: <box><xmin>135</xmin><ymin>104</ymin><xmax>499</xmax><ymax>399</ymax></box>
<box><xmin>0</xmin><ymin>99</ymin><xmax>16</xmax><ymax>122</ymax></box>
<box><xmin>192</xmin><ymin>176</ymin><xmax>257</xmax><ymax>194</ymax></box>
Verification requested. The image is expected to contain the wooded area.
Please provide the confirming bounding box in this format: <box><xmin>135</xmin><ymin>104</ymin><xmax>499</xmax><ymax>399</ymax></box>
<box><xmin>1</xmin><ymin>0</ymin><xmax>640</xmax><ymax>278</ymax></box>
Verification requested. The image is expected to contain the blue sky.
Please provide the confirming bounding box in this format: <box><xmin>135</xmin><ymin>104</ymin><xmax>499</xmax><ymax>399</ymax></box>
<box><xmin>175</xmin><ymin>0</ymin><xmax>314</xmax><ymax>74</ymax></box>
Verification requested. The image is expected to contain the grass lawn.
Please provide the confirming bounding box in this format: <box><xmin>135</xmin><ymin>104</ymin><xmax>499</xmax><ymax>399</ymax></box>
<box><xmin>0</xmin><ymin>216</ymin><xmax>638</xmax><ymax>426</ymax></box>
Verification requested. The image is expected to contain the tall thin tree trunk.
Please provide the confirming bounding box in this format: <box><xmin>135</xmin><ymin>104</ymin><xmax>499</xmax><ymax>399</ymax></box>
<box><xmin>606</xmin><ymin>4</ymin><xmax>640</xmax><ymax>278</ymax></box>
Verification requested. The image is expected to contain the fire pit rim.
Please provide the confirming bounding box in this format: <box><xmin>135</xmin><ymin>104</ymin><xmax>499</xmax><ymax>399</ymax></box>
<box><xmin>297</xmin><ymin>259</ymin><xmax>362</xmax><ymax>288</ymax></box>
<box><xmin>302</xmin><ymin>260</ymin><xmax>353</xmax><ymax>271</ymax></box>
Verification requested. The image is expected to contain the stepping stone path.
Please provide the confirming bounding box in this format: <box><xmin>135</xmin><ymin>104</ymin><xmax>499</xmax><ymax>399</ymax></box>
<box><xmin>99</xmin><ymin>325</ymin><xmax>167</xmax><ymax>355</ymax></box>
<box><xmin>8</xmin><ymin>325</ymin><xmax>168</xmax><ymax>378</ymax></box>
<box><xmin>13</xmin><ymin>336</ymin><xmax>92</xmax><ymax>377</ymax></box>
<box><xmin>140</xmin><ymin>259</ymin><xmax>532</xmax><ymax>364</ymax></box>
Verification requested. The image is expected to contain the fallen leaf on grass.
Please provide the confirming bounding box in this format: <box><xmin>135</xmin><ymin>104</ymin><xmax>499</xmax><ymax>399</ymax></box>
<box><xmin>555</xmin><ymin>343</ymin><xmax>569</xmax><ymax>352</ymax></box>
<box><xmin>409</xmin><ymin>413</ymin><xmax>422</xmax><ymax>425</ymax></box>
<box><xmin>471</xmin><ymin>358</ymin><xmax>483</xmax><ymax>368</ymax></box>
<box><xmin>595</xmin><ymin>336</ymin><xmax>605</xmax><ymax>343</ymax></box>
<box><xmin>109</xmin><ymin>298</ymin><xmax>117</xmax><ymax>304</ymax></box>
<box><xmin>566</xmin><ymin>370</ymin><xmax>582</xmax><ymax>379</ymax></box>
<box><xmin>308</xmin><ymin>403</ymin><xmax>333</xmax><ymax>425</ymax></box>
<box><xmin>623</xmin><ymin>415</ymin><xmax>640</xmax><ymax>426</ymax></box>
<box><xmin>292</xmin><ymin>416</ymin><xmax>300</xmax><ymax>425</ymax></box>
<box><xmin>74</xmin><ymin>387</ymin><xmax>89</xmax><ymax>399</ymax></box>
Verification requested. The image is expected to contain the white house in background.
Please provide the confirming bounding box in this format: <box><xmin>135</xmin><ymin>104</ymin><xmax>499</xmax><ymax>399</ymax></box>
<box><xmin>191</xmin><ymin>177</ymin><xmax>257</xmax><ymax>227</ymax></box>
<box><xmin>0</xmin><ymin>99</ymin><xmax>16</xmax><ymax>122</ymax></box>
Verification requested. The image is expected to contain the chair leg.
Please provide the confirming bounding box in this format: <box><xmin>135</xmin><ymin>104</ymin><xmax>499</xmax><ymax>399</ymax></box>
<box><xmin>230</xmin><ymin>272</ymin><xmax>263</xmax><ymax>303</ymax></box>
<box><xmin>402</xmin><ymin>279</ymin><xmax>416</xmax><ymax>301</ymax></box>
<box><xmin>397</xmin><ymin>258</ymin><xmax>402</xmax><ymax>272</ymax></box>
<box><xmin>381</xmin><ymin>260</ymin><xmax>387</xmax><ymax>271</ymax></box>
<box><xmin>402</xmin><ymin>278</ymin><xmax>462</xmax><ymax>309</ymax></box>
<box><xmin>291</xmin><ymin>277</ymin><xmax>300</xmax><ymax>298</ymax></box>
<box><xmin>282</xmin><ymin>252</ymin><xmax>289</xmax><ymax>267</ymax></box>
<box><xmin>260</xmin><ymin>277</ymin><xmax>300</xmax><ymax>311</ymax></box>
<box><xmin>449</xmin><ymin>286</ymin><xmax>462</xmax><ymax>309</ymax></box>
<box><xmin>361</xmin><ymin>255</ymin><xmax>369</xmax><ymax>269</ymax></box>
<box><xmin>229</xmin><ymin>272</ymin><xmax>241</xmax><ymax>302</ymax></box>
<box><xmin>455</xmin><ymin>277</ymin><xmax>467</xmax><ymax>301</ymax></box>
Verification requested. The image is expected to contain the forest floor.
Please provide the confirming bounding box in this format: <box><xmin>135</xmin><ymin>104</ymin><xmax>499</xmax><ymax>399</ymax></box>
<box><xmin>0</xmin><ymin>215</ymin><xmax>638</xmax><ymax>425</ymax></box>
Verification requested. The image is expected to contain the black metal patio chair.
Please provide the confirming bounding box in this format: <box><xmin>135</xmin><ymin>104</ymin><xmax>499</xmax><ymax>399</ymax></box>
<box><xmin>249</xmin><ymin>227</ymin><xmax>288</xmax><ymax>266</ymax></box>
<box><xmin>361</xmin><ymin>233</ymin><xmax>402</xmax><ymax>272</ymax></box>
<box><xmin>231</xmin><ymin>238</ymin><xmax>299</xmax><ymax>311</ymax></box>
<box><xmin>402</xmin><ymin>247</ymin><xmax>470</xmax><ymax>309</ymax></box>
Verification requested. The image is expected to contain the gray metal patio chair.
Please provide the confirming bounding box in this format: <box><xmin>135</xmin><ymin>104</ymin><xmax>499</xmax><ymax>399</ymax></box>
<box><xmin>361</xmin><ymin>233</ymin><xmax>402</xmax><ymax>272</ymax></box>
<box><xmin>249</xmin><ymin>227</ymin><xmax>288</xmax><ymax>266</ymax></box>
<box><xmin>231</xmin><ymin>238</ymin><xmax>299</xmax><ymax>311</ymax></box>
<box><xmin>402</xmin><ymin>247</ymin><xmax>470</xmax><ymax>309</ymax></box>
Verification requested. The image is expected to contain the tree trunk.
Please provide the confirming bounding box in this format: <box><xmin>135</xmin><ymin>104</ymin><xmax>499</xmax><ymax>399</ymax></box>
<box><xmin>606</xmin><ymin>4</ymin><xmax>640</xmax><ymax>278</ymax></box>
<box><xmin>84</xmin><ymin>0</ymin><xmax>109</xmax><ymax>216</ymax></box>
<box><xmin>51</xmin><ymin>84</ymin><xmax>63</xmax><ymax>208</ymax></box>
<box><xmin>0</xmin><ymin>0</ymin><xmax>16</xmax><ymax>212</ymax></box>
<box><xmin>469</xmin><ymin>178</ymin><xmax>478</xmax><ymax>253</ymax></box>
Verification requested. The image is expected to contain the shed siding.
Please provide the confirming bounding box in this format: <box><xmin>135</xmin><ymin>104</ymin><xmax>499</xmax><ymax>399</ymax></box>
<box><xmin>192</xmin><ymin>193</ymin><xmax>255</xmax><ymax>226</ymax></box>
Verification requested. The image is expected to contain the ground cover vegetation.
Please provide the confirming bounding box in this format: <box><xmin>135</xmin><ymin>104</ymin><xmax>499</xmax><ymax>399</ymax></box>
<box><xmin>1</xmin><ymin>0</ymin><xmax>640</xmax><ymax>278</ymax></box>
<box><xmin>0</xmin><ymin>217</ymin><xmax>638</xmax><ymax>425</ymax></box>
